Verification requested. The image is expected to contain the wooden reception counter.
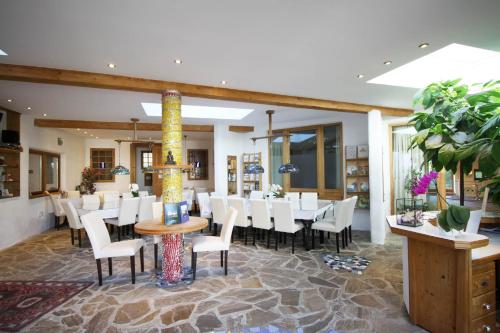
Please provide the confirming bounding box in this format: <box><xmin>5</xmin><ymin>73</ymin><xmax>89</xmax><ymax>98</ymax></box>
<box><xmin>387</xmin><ymin>215</ymin><xmax>500</xmax><ymax>333</ymax></box>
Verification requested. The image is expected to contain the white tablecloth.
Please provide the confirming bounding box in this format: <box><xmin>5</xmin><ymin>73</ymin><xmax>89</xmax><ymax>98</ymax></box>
<box><xmin>60</xmin><ymin>198</ymin><xmax>120</xmax><ymax>219</ymax></box>
<box><xmin>245</xmin><ymin>199</ymin><xmax>333</xmax><ymax>221</ymax></box>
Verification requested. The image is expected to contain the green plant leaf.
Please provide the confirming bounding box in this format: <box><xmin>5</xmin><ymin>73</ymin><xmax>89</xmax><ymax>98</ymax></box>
<box><xmin>438</xmin><ymin>144</ymin><xmax>455</xmax><ymax>166</ymax></box>
<box><xmin>422</xmin><ymin>90</ymin><xmax>433</xmax><ymax>109</ymax></box>
<box><xmin>425</xmin><ymin>134</ymin><xmax>444</xmax><ymax>149</ymax></box>
<box><xmin>412</xmin><ymin>129</ymin><xmax>430</xmax><ymax>145</ymax></box>
<box><xmin>450</xmin><ymin>131</ymin><xmax>468</xmax><ymax>144</ymax></box>
<box><xmin>448</xmin><ymin>205</ymin><xmax>470</xmax><ymax>230</ymax></box>
<box><xmin>438</xmin><ymin>210</ymin><xmax>451</xmax><ymax>232</ymax></box>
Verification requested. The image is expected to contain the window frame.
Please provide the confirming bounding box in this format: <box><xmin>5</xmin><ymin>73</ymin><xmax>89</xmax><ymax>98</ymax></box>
<box><xmin>272</xmin><ymin>122</ymin><xmax>344</xmax><ymax>200</ymax></box>
<box><xmin>29</xmin><ymin>149</ymin><xmax>61</xmax><ymax>199</ymax></box>
<box><xmin>141</xmin><ymin>151</ymin><xmax>153</xmax><ymax>169</ymax></box>
<box><xmin>90</xmin><ymin>148</ymin><xmax>115</xmax><ymax>183</ymax></box>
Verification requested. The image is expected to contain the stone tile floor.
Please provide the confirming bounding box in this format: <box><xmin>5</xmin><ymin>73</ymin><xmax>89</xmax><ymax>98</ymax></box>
<box><xmin>0</xmin><ymin>227</ymin><xmax>426</xmax><ymax>333</ymax></box>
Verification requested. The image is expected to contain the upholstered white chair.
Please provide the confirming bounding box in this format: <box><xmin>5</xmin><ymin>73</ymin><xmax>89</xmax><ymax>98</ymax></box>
<box><xmin>82</xmin><ymin>194</ymin><xmax>100</xmax><ymax>211</ymax></box>
<box><xmin>197</xmin><ymin>192</ymin><xmax>212</xmax><ymax>231</ymax></box>
<box><xmin>301</xmin><ymin>192</ymin><xmax>318</xmax><ymax>210</ymax></box>
<box><xmin>250</xmin><ymin>190</ymin><xmax>264</xmax><ymax>199</ymax></box>
<box><xmin>272</xmin><ymin>201</ymin><xmax>304</xmax><ymax>253</ymax></box>
<box><xmin>102</xmin><ymin>192</ymin><xmax>120</xmax><ymax>210</ymax></box>
<box><xmin>122</xmin><ymin>192</ymin><xmax>134</xmax><ymax>199</ymax></box>
<box><xmin>138</xmin><ymin>191</ymin><xmax>149</xmax><ymax>197</ymax></box>
<box><xmin>45</xmin><ymin>191</ymin><xmax>66</xmax><ymax>229</ymax></box>
<box><xmin>210</xmin><ymin>196</ymin><xmax>227</xmax><ymax>236</ymax></box>
<box><xmin>284</xmin><ymin>192</ymin><xmax>300</xmax><ymax>210</ymax></box>
<box><xmin>138</xmin><ymin>195</ymin><xmax>156</xmax><ymax>222</ymax></box>
<box><xmin>191</xmin><ymin>207</ymin><xmax>237</xmax><ymax>280</ymax></box>
<box><xmin>465</xmin><ymin>210</ymin><xmax>483</xmax><ymax>234</ymax></box>
<box><xmin>311</xmin><ymin>197</ymin><xmax>352</xmax><ymax>252</ymax></box>
<box><xmin>182</xmin><ymin>189</ymin><xmax>195</xmax><ymax>211</ymax></box>
<box><xmin>345</xmin><ymin>196</ymin><xmax>358</xmax><ymax>244</ymax></box>
<box><xmin>66</xmin><ymin>190</ymin><xmax>81</xmax><ymax>199</ymax></box>
<box><xmin>81</xmin><ymin>213</ymin><xmax>145</xmax><ymax>285</ymax></box>
<box><xmin>228</xmin><ymin>197</ymin><xmax>252</xmax><ymax>245</ymax></box>
<box><xmin>105</xmin><ymin>197</ymin><xmax>140</xmax><ymax>241</ymax></box>
<box><xmin>250</xmin><ymin>199</ymin><xmax>274</xmax><ymax>248</ymax></box>
<box><xmin>61</xmin><ymin>200</ymin><xmax>85</xmax><ymax>247</ymax></box>
<box><xmin>151</xmin><ymin>201</ymin><xmax>163</xmax><ymax>269</ymax></box>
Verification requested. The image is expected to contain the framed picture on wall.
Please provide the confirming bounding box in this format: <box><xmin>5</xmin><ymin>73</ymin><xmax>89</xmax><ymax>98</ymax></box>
<box><xmin>474</xmin><ymin>170</ymin><xmax>483</xmax><ymax>181</ymax></box>
<box><xmin>357</xmin><ymin>145</ymin><xmax>369</xmax><ymax>158</ymax></box>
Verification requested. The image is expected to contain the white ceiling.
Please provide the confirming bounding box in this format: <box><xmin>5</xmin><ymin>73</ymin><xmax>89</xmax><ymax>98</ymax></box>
<box><xmin>0</xmin><ymin>0</ymin><xmax>499</xmax><ymax>116</ymax></box>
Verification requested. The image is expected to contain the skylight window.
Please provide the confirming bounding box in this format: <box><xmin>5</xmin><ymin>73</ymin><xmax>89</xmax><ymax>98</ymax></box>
<box><xmin>368</xmin><ymin>43</ymin><xmax>500</xmax><ymax>89</ymax></box>
<box><xmin>141</xmin><ymin>103</ymin><xmax>253</xmax><ymax>120</ymax></box>
<box><xmin>0</xmin><ymin>49</ymin><xmax>7</xmax><ymax>56</ymax></box>
<box><xmin>273</xmin><ymin>134</ymin><xmax>316</xmax><ymax>143</ymax></box>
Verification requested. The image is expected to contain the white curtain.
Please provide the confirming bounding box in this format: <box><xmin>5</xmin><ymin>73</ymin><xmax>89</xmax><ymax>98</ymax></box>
<box><xmin>393</xmin><ymin>126</ymin><xmax>425</xmax><ymax>208</ymax></box>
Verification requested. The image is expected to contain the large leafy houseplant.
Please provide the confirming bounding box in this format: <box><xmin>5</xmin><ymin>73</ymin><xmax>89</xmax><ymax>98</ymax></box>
<box><xmin>410</xmin><ymin>79</ymin><xmax>499</xmax><ymax>231</ymax></box>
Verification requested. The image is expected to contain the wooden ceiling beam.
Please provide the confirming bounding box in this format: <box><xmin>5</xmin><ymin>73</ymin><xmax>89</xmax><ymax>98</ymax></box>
<box><xmin>228</xmin><ymin>125</ymin><xmax>254</xmax><ymax>133</ymax></box>
<box><xmin>34</xmin><ymin>119</ymin><xmax>214</xmax><ymax>132</ymax></box>
<box><xmin>0</xmin><ymin>63</ymin><xmax>412</xmax><ymax>117</ymax></box>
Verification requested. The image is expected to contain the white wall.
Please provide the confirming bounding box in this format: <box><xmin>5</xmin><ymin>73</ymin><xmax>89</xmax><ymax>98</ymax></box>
<box><xmin>0</xmin><ymin>114</ymin><xmax>85</xmax><ymax>249</ymax></box>
<box><xmin>84</xmin><ymin>139</ymin><xmax>131</xmax><ymax>193</ymax></box>
<box><xmin>213</xmin><ymin>111</ymin><xmax>372</xmax><ymax>230</ymax></box>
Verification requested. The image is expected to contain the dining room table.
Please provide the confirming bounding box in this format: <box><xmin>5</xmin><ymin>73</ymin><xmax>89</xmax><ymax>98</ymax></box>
<box><xmin>60</xmin><ymin>198</ymin><xmax>120</xmax><ymax>219</ymax></box>
<box><xmin>244</xmin><ymin>198</ymin><xmax>334</xmax><ymax>250</ymax></box>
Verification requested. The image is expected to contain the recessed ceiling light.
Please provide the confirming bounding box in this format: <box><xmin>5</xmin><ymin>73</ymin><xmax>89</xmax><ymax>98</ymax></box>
<box><xmin>418</xmin><ymin>43</ymin><xmax>430</xmax><ymax>49</ymax></box>
<box><xmin>26</xmin><ymin>107</ymin><xmax>31</xmax><ymax>110</ymax></box>
<box><xmin>356</xmin><ymin>74</ymin><xmax>365</xmax><ymax>79</ymax></box>
<box><xmin>174</xmin><ymin>59</ymin><xmax>182</xmax><ymax>64</ymax></box>
<box><xmin>95</xmin><ymin>137</ymin><xmax>99</xmax><ymax>139</ymax></box>
<box><xmin>84</xmin><ymin>131</ymin><xmax>87</xmax><ymax>134</ymax></box>
<box><xmin>77</xmin><ymin>128</ymin><xmax>80</xmax><ymax>131</ymax></box>
<box><xmin>108</xmin><ymin>63</ymin><xmax>116</xmax><ymax>68</ymax></box>
<box><xmin>149</xmin><ymin>137</ymin><xmax>152</xmax><ymax>140</ymax></box>
<box><xmin>127</xmin><ymin>137</ymin><xmax>131</xmax><ymax>139</ymax></box>
<box><xmin>368</xmin><ymin>43</ymin><xmax>500</xmax><ymax>89</ymax></box>
<box><xmin>0</xmin><ymin>49</ymin><xmax>7</xmax><ymax>56</ymax></box>
<box><xmin>383</xmin><ymin>61</ymin><xmax>392</xmax><ymax>65</ymax></box>
<box><xmin>90</xmin><ymin>134</ymin><xmax>94</xmax><ymax>136</ymax></box>
<box><xmin>42</xmin><ymin>113</ymin><xmax>47</xmax><ymax>117</ymax></box>
<box><xmin>141</xmin><ymin>103</ymin><xmax>254</xmax><ymax>120</ymax></box>
<box><xmin>221</xmin><ymin>80</ymin><xmax>227</xmax><ymax>85</ymax></box>
<box><xmin>7</xmin><ymin>99</ymin><xmax>12</xmax><ymax>103</ymax></box>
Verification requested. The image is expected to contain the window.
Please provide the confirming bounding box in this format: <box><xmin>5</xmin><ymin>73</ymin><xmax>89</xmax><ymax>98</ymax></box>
<box><xmin>141</xmin><ymin>151</ymin><xmax>153</xmax><ymax>169</ymax></box>
<box><xmin>29</xmin><ymin>149</ymin><xmax>60</xmax><ymax>198</ymax></box>
<box><xmin>271</xmin><ymin>123</ymin><xmax>344</xmax><ymax>199</ymax></box>
<box><xmin>90</xmin><ymin>148</ymin><xmax>115</xmax><ymax>182</ymax></box>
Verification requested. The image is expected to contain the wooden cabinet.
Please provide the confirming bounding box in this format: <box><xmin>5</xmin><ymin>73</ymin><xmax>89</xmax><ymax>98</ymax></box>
<box><xmin>0</xmin><ymin>108</ymin><xmax>21</xmax><ymax>200</ymax></box>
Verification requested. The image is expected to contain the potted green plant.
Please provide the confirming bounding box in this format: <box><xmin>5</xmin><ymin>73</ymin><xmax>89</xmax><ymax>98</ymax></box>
<box><xmin>81</xmin><ymin>167</ymin><xmax>98</xmax><ymax>194</ymax></box>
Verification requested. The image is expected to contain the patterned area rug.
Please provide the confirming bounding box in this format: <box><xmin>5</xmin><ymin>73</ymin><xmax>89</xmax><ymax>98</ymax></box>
<box><xmin>0</xmin><ymin>281</ymin><xmax>92</xmax><ymax>332</ymax></box>
<box><xmin>321</xmin><ymin>254</ymin><xmax>372</xmax><ymax>275</ymax></box>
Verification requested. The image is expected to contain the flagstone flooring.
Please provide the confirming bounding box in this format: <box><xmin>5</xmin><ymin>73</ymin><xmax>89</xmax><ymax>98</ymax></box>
<box><xmin>0</xmin><ymin>227</ymin><xmax>425</xmax><ymax>333</ymax></box>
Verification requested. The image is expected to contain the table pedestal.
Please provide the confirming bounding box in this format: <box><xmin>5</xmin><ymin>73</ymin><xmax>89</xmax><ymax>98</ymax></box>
<box><xmin>156</xmin><ymin>233</ymin><xmax>194</xmax><ymax>288</ymax></box>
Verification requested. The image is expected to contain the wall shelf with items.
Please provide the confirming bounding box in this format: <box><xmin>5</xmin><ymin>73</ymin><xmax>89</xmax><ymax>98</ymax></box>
<box><xmin>0</xmin><ymin>108</ymin><xmax>22</xmax><ymax>200</ymax></box>
<box><xmin>345</xmin><ymin>145</ymin><xmax>369</xmax><ymax>209</ymax></box>
<box><xmin>242</xmin><ymin>152</ymin><xmax>262</xmax><ymax>198</ymax></box>
<box><xmin>227</xmin><ymin>155</ymin><xmax>237</xmax><ymax>195</ymax></box>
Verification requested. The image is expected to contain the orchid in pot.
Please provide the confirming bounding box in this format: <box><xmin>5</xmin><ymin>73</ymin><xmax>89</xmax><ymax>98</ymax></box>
<box><xmin>411</xmin><ymin>171</ymin><xmax>470</xmax><ymax>235</ymax></box>
<box><xmin>269</xmin><ymin>184</ymin><xmax>284</xmax><ymax>198</ymax></box>
<box><xmin>129</xmin><ymin>183</ymin><xmax>139</xmax><ymax>197</ymax></box>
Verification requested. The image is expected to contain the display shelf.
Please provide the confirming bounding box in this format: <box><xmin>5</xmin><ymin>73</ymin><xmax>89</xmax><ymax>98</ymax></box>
<box><xmin>227</xmin><ymin>155</ymin><xmax>237</xmax><ymax>195</ymax></box>
<box><xmin>242</xmin><ymin>152</ymin><xmax>262</xmax><ymax>198</ymax></box>
<box><xmin>345</xmin><ymin>145</ymin><xmax>369</xmax><ymax>209</ymax></box>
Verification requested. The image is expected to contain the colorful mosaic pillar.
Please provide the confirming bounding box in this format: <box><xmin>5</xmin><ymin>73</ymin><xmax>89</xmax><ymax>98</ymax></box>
<box><xmin>161</xmin><ymin>90</ymin><xmax>183</xmax><ymax>282</ymax></box>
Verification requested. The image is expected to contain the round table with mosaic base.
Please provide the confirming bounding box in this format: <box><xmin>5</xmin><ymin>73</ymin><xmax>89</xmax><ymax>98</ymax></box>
<box><xmin>135</xmin><ymin>217</ymin><xmax>208</xmax><ymax>287</ymax></box>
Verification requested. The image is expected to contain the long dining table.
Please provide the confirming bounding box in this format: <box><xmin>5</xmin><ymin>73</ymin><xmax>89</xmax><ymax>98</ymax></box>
<box><xmin>244</xmin><ymin>198</ymin><xmax>333</xmax><ymax>250</ymax></box>
<box><xmin>60</xmin><ymin>198</ymin><xmax>120</xmax><ymax>219</ymax></box>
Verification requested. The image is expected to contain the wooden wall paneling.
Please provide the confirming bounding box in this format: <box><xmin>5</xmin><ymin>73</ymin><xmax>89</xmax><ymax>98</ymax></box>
<box><xmin>152</xmin><ymin>144</ymin><xmax>162</xmax><ymax>197</ymax></box>
<box><xmin>0</xmin><ymin>64</ymin><xmax>412</xmax><ymax>116</ymax></box>
<box><xmin>228</xmin><ymin>125</ymin><xmax>254</xmax><ymax>133</ymax></box>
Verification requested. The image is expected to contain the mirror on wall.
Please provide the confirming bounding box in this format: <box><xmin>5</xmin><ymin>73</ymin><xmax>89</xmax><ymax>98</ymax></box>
<box><xmin>187</xmin><ymin>149</ymin><xmax>208</xmax><ymax>180</ymax></box>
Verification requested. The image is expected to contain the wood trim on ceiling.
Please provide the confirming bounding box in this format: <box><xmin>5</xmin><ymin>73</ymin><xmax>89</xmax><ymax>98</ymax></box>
<box><xmin>228</xmin><ymin>125</ymin><xmax>254</xmax><ymax>133</ymax></box>
<box><xmin>0</xmin><ymin>63</ymin><xmax>412</xmax><ymax>117</ymax></box>
<box><xmin>34</xmin><ymin>118</ymin><xmax>214</xmax><ymax>132</ymax></box>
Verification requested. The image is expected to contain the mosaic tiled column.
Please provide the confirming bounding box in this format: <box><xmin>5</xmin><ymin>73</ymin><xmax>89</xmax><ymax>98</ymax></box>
<box><xmin>161</xmin><ymin>90</ymin><xmax>183</xmax><ymax>282</ymax></box>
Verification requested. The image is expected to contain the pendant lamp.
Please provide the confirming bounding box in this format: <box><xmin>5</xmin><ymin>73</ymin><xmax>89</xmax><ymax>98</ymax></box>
<box><xmin>278</xmin><ymin>163</ymin><xmax>300</xmax><ymax>174</ymax></box>
<box><xmin>111</xmin><ymin>140</ymin><xmax>130</xmax><ymax>175</ymax></box>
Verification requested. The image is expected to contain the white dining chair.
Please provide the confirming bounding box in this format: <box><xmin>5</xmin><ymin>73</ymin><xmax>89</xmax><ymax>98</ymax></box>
<box><xmin>102</xmin><ymin>192</ymin><xmax>120</xmax><ymax>210</ymax></box>
<box><xmin>250</xmin><ymin>199</ymin><xmax>274</xmax><ymax>248</ymax></box>
<box><xmin>138</xmin><ymin>191</ymin><xmax>149</xmax><ymax>197</ymax></box>
<box><xmin>152</xmin><ymin>201</ymin><xmax>163</xmax><ymax>269</ymax></box>
<box><xmin>82</xmin><ymin>194</ymin><xmax>100</xmax><ymax>211</ymax></box>
<box><xmin>81</xmin><ymin>213</ymin><xmax>145</xmax><ymax>285</ymax></box>
<box><xmin>228</xmin><ymin>197</ymin><xmax>252</xmax><ymax>245</ymax></box>
<box><xmin>210</xmin><ymin>196</ymin><xmax>227</xmax><ymax>236</ymax></box>
<box><xmin>105</xmin><ymin>197</ymin><xmax>140</xmax><ymax>241</ymax></box>
<box><xmin>284</xmin><ymin>192</ymin><xmax>300</xmax><ymax>210</ymax></box>
<box><xmin>45</xmin><ymin>191</ymin><xmax>66</xmax><ymax>229</ymax></box>
<box><xmin>250</xmin><ymin>190</ymin><xmax>264</xmax><ymax>199</ymax></box>
<box><xmin>122</xmin><ymin>192</ymin><xmax>134</xmax><ymax>199</ymax></box>
<box><xmin>345</xmin><ymin>196</ymin><xmax>358</xmax><ymax>244</ymax></box>
<box><xmin>138</xmin><ymin>195</ymin><xmax>156</xmax><ymax>222</ymax></box>
<box><xmin>61</xmin><ymin>200</ymin><xmax>85</xmax><ymax>247</ymax></box>
<box><xmin>311</xmin><ymin>197</ymin><xmax>351</xmax><ymax>253</ymax></box>
<box><xmin>465</xmin><ymin>210</ymin><xmax>483</xmax><ymax>234</ymax></box>
<box><xmin>301</xmin><ymin>192</ymin><xmax>318</xmax><ymax>210</ymax></box>
<box><xmin>182</xmin><ymin>189</ymin><xmax>195</xmax><ymax>212</ymax></box>
<box><xmin>66</xmin><ymin>190</ymin><xmax>81</xmax><ymax>199</ymax></box>
<box><xmin>191</xmin><ymin>207</ymin><xmax>238</xmax><ymax>280</ymax></box>
<box><xmin>272</xmin><ymin>201</ymin><xmax>305</xmax><ymax>254</ymax></box>
<box><xmin>197</xmin><ymin>192</ymin><xmax>212</xmax><ymax>231</ymax></box>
